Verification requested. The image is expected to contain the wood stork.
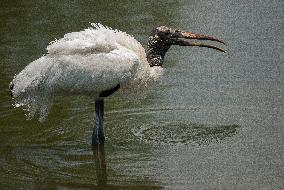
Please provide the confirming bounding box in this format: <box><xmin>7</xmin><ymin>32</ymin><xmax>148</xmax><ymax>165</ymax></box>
<box><xmin>9</xmin><ymin>23</ymin><xmax>225</xmax><ymax>145</ymax></box>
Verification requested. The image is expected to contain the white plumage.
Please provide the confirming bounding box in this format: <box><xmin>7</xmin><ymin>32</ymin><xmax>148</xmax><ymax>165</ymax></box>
<box><xmin>11</xmin><ymin>23</ymin><xmax>163</xmax><ymax>121</ymax></box>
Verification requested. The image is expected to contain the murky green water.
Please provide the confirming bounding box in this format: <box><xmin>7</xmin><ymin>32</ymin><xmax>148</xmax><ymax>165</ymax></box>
<box><xmin>0</xmin><ymin>0</ymin><xmax>283</xmax><ymax>189</ymax></box>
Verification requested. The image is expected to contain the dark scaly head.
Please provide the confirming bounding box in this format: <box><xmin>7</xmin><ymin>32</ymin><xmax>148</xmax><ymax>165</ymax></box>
<box><xmin>146</xmin><ymin>26</ymin><xmax>226</xmax><ymax>67</ymax></box>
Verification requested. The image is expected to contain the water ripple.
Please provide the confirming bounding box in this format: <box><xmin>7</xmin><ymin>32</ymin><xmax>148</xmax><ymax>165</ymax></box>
<box><xmin>131</xmin><ymin>121</ymin><xmax>240</xmax><ymax>145</ymax></box>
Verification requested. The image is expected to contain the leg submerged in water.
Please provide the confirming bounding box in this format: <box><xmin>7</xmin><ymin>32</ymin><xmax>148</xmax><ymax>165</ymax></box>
<box><xmin>92</xmin><ymin>99</ymin><xmax>105</xmax><ymax>145</ymax></box>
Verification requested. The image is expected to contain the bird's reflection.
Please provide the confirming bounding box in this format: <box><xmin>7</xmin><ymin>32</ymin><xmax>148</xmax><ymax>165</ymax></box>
<box><xmin>92</xmin><ymin>144</ymin><xmax>162</xmax><ymax>190</ymax></box>
<box><xmin>92</xmin><ymin>144</ymin><xmax>107</xmax><ymax>188</ymax></box>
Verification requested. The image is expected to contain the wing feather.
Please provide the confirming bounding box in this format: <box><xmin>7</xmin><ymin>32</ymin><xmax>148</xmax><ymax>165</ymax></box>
<box><xmin>12</xmin><ymin>46</ymin><xmax>140</xmax><ymax>98</ymax></box>
<box><xmin>48</xmin><ymin>46</ymin><xmax>140</xmax><ymax>95</ymax></box>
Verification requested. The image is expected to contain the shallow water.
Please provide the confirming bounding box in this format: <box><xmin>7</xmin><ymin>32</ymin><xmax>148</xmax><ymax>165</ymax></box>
<box><xmin>0</xmin><ymin>0</ymin><xmax>283</xmax><ymax>189</ymax></box>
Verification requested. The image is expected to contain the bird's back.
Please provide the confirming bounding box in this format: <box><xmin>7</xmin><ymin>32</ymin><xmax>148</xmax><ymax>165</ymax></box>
<box><xmin>47</xmin><ymin>23</ymin><xmax>146</xmax><ymax>61</ymax></box>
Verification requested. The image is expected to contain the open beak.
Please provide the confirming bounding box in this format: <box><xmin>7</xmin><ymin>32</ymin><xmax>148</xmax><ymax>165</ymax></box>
<box><xmin>172</xmin><ymin>30</ymin><xmax>226</xmax><ymax>53</ymax></box>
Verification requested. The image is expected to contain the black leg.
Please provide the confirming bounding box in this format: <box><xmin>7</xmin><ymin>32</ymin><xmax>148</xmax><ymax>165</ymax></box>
<box><xmin>92</xmin><ymin>99</ymin><xmax>105</xmax><ymax>145</ymax></box>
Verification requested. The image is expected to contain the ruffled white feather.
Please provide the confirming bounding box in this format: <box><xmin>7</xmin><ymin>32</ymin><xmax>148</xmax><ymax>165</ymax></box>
<box><xmin>11</xmin><ymin>23</ymin><xmax>163</xmax><ymax>121</ymax></box>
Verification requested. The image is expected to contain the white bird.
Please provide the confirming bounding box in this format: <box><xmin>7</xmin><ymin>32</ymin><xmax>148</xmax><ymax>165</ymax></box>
<box><xmin>10</xmin><ymin>23</ymin><xmax>225</xmax><ymax>145</ymax></box>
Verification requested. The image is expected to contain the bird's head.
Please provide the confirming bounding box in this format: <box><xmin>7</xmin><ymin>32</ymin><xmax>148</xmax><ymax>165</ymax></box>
<box><xmin>146</xmin><ymin>26</ymin><xmax>226</xmax><ymax>67</ymax></box>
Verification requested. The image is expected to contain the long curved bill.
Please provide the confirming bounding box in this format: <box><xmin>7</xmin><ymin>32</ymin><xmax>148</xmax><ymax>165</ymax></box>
<box><xmin>173</xmin><ymin>31</ymin><xmax>226</xmax><ymax>53</ymax></box>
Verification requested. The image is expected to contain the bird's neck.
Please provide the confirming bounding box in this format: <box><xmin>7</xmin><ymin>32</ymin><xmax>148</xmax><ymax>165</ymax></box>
<box><xmin>146</xmin><ymin>49</ymin><xmax>165</xmax><ymax>67</ymax></box>
<box><xmin>146</xmin><ymin>36</ymin><xmax>170</xmax><ymax>67</ymax></box>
